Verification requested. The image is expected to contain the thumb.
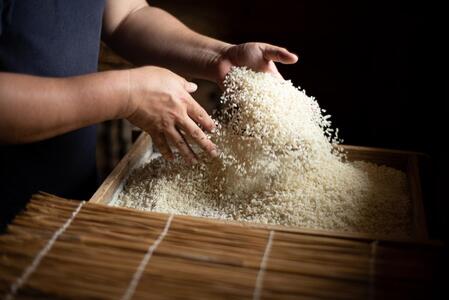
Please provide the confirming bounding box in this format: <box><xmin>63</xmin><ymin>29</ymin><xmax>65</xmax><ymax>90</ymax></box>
<box><xmin>262</xmin><ymin>45</ymin><xmax>298</xmax><ymax>64</ymax></box>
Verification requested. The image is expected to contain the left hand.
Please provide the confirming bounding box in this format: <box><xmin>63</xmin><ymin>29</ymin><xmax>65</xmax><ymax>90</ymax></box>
<box><xmin>214</xmin><ymin>42</ymin><xmax>298</xmax><ymax>85</ymax></box>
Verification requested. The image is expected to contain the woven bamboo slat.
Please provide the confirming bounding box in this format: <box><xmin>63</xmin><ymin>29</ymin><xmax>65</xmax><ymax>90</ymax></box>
<box><xmin>0</xmin><ymin>193</ymin><xmax>442</xmax><ymax>300</ymax></box>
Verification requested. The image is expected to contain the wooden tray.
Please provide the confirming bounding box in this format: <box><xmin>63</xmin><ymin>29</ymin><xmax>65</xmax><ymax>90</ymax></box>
<box><xmin>90</xmin><ymin>133</ymin><xmax>428</xmax><ymax>242</ymax></box>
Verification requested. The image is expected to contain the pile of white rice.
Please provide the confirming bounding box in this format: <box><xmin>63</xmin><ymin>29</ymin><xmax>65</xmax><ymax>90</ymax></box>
<box><xmin>116</xmin><ymin>67</ymin><xmax>411</xmax><ymax>238</ymax></box>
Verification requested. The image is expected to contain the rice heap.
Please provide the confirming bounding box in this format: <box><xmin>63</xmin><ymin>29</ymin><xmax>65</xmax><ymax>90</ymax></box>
<box><xmin>117</xmin><ymin>67</ymin><xmax>411</xmax><ymax>238</ymax></box>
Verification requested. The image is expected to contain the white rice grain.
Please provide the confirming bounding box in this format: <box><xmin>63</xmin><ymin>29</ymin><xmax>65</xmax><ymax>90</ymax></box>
<box><xmin>116</xmin><ymin>67</ymin><xmax>411</xmax><ymax>238</ymax></box>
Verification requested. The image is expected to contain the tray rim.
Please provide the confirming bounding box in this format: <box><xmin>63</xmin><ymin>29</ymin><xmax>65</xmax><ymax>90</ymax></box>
<box><xmin>90</xmin><ymin>133</ymin><xmax>429</xmax><ymax>242</ymax></box>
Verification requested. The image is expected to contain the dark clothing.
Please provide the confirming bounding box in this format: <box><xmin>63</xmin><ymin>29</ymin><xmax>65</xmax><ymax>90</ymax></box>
<box><xmin>0</xmin><ymin>0</ymin><xmax>105</xmax><ymax>228</ymax></box>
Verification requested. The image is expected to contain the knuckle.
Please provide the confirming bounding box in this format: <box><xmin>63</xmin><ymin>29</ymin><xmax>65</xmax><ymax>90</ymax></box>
<box><xmin>179</xmin><ymin>96</ymin><xmax>190</xmax><ymax>105</ymax></box>
<box><xmin>165</xmin><ymin>93</ymin><xmax>181</xmax><ymax>107</ymax></box>
<box><xmin>161</xmin><ymin>118</ymin><xmax>171</xmax><ymax>129</ymax></box>
<box><xmin>162</xmin><ymin>92</ymin><xmax>173</xmax><ymax>101</ymax></box>
<box><xmin>167</xmin><ymin>111</ymin><xmax>183</xmax><ymax>123</ymax></box>
<box><xmin>164</xmin><ymin>108</ymin><xmax>184</xmax><ymax>124</ymax></box>
<box><xmin>167</xmin><ymin>110</ymin><xmax>181</xmax><ymax>122</ymax></box>
<box><xmin>191</xmin><ymin>129</ymin><xmax>202</xmax><ymax>139</ymax></box>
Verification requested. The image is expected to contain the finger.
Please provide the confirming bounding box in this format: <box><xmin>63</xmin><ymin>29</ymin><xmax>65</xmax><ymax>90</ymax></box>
<box><xmin>184</xmin><ymin>92</ymin><xmax>216</xmax><ymax>132</ymax></box>
<box><xmin>150</xmin><ymin>130</ymin><xmax>173</xmax><ymax>160</ymax></box>
<box><xmin>267</xmin><ymin>61</ymin><xmax>284</xmax><ymax>80</ymax></box>
<box><xmin>178</xmin><ymin>116</ymin><xmax>218</xmax><ymax>158</ymax></box>
<box><xmin>262</xmin><ymin>45</ymin><xmax>298</xmax><ymax>64</ymax></box>
<box><xmin>169</xmin><ymin>70</ymin><xmax>197</xmax><ymax>93</ymax></box>
<box><xmin>165</xmin><ymin>127</ymin><xmax>197</xmax><ymax>164</ymax></box>
<box><xmin>184</xmin><ymin>81</ymin><xmax>198</xmax><ymax>93</ymax></box>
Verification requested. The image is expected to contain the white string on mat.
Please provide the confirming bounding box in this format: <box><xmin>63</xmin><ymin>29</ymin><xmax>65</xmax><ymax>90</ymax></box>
<box><xmin>121</xmin><ymin>214</ymin><xmax>174</xmax><ymax>300</ymax></box>
<box><xmin>253</xmin><ymin>230</ymin><xmax>275</xmax><ymax>300</ymax></box>
<box><xmin>3</xmin><ymin>200</ymin><xmax>85</xmax><ymax>300</ymax></box>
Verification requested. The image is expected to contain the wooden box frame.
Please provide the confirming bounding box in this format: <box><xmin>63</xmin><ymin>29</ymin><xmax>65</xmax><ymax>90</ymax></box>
<box><xmin>91</xmin><ymin>133</ymin><xmax>428</xmax><ymax>242</ymax></box>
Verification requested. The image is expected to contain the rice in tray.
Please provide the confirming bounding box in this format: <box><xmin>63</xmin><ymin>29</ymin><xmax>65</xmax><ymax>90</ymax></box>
<box><xmin>116</xmin><ymin>67</ymin><xmax>411</xmax><ymax>238</ymax></box>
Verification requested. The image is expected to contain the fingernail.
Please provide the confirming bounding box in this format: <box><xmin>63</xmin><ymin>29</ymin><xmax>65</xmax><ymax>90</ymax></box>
<box><xmin>210</xmin><ymin>149</ymin><xmax>218</xmax><ymax>158</ymax></box>
<box><xmin>187</xmin><ymin>82</ymin><xmax>198</xmax><ymax>92</ymax></box>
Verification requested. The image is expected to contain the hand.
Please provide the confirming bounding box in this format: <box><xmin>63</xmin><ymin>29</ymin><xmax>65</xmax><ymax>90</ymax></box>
<box><xmin>215</xmin><ymin>42</ymin><xmax>298</xmax><ymax>85</ymax></box>
<box><xmin>125</xmin><ymin>66</ymin><xmax>217</xmax><ymax>164</ymax></box>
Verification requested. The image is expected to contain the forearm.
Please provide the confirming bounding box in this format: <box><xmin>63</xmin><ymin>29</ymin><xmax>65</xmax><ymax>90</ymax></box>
<box><xmin>103</xmin><ymin>6</ymin><xmax>231</xmax><ymax>82</ymax></box>
<box><xmin>0</xmin><ymin>71</ymin><xmax>128</xmax><ymax>143</ymax></box>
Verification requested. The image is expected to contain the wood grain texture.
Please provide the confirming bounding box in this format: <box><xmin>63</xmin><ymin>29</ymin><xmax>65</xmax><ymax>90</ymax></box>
<box><xmin>90</xmin><ymin>133</ymin><xmax>152</xmax><ymax>205</ymax></box>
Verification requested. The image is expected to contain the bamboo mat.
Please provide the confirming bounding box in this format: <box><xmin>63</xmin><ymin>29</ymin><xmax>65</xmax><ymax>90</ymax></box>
<box><xmin>0</xmin><ymin>193</ymin><xmax>442</xmax><ymax>300</ymax></box>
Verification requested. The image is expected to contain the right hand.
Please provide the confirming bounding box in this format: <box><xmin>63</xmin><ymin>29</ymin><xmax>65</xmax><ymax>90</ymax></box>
<box><xmin>124</xmin><ymin>66</ymin><xmax>217</xmax><ymax>164</ymax></box>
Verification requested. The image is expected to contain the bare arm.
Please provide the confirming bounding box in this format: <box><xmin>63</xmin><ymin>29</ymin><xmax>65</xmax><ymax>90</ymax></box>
<box><xmin>102</xmin><ymin>1</ymin><xmax>229</xmax><ymax>82</ymax></box>
<box><xmin>0</xmin><ymin>67</ymin><xmax>216</xmax><ymax>164</ymax></box>
<box><xmin>102</xmin><ymin>0</ymin><xmax>298</xmax><ymax>84</ymax></box>
<box><xmin>0</xmin><ymin>71</ymin><xmax>128</xmax><ymax>144</ymax></box>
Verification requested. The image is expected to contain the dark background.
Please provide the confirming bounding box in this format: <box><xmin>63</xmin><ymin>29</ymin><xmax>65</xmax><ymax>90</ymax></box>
<box><xmin>102</xmin><ymin>1</ymin><xmax>448</xmax><ymax>239</ymax></box>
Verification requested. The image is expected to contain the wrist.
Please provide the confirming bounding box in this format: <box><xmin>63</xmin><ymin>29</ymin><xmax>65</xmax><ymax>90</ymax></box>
<box><xmin>69</xmin><ymin>70</ymin><xmax>132</xmax><ymax>121</ymax></box>
<box><xmin>206</xmin><ymin>42</ymin><xmax>233</xmax><ymax>85</ymax></box>
<box><xmin>109</xmin><ymin>69</ymin><xmax>135</xmax><ymax>120</ymax></box>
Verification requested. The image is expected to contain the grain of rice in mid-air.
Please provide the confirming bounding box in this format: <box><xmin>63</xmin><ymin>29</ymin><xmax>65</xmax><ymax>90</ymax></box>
<box><xmin>116</xmin><ymin>67</ymin><xmax>411</xmax><ymax>238</ymax></box>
